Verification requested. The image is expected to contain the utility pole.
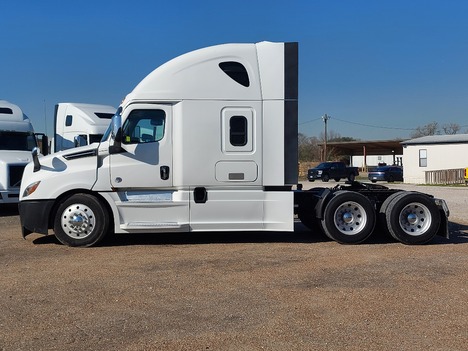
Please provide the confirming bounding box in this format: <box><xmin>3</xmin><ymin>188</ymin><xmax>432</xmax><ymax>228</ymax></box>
<box><xmin>322</xmin><ymin>114</ymin><xmax>330</xmax><ymax>161</ymax></box>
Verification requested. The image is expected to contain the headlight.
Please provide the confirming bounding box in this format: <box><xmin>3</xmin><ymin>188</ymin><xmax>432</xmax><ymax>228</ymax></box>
<box><xmin>23</xmin><ymin>181</ymin><xmax>41</xmax><ymax>198</ymax></box>
<box><xmin>317</xmin><ymin>170</ymin><xmax>322</xmax><ymax>175</ymax></box>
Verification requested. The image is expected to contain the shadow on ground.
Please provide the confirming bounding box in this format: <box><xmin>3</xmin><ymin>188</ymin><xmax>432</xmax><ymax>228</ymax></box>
<box><xmin>0</xmin><ymin>204</ymin><xmax>19</xmax><ymax>217</ymax></box>
<box><xmin>31</xmin><ymin>220</ymin><xmax>468</xmax><ymax>247</ymax></box>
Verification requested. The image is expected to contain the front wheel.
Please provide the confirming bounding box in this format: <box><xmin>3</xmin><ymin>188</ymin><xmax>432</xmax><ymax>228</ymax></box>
<box><xmin>322</xmin><ymin>174</ymin><xmax>330</xmax><ymax>182</ymax></box>
<box><xmin>53</xmin><ymin>193</ymin><xmax>109</xmax><ymax>247</ymax></box>
<box><xmin>385</xmin><ymin>192</ymin><xmax>440</xmax><ymax>244</ymax></box>
<box><xmin>320</xmin><ymin>191</ymin><xmax>376</xmax><ymax>244</ymax></box>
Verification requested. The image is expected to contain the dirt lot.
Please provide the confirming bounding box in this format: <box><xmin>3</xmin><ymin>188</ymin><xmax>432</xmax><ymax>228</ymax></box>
<box><xmin>1</xmin><ymin>184</ymin><xmax>467</xmax><ymax>351</ymax></box>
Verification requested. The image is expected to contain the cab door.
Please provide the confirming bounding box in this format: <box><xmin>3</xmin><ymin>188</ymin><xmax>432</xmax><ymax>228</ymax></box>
<box><xmin>110</xmin><ymin>104</ymin><xmax>172</xmax><ymax>189</ymax></box>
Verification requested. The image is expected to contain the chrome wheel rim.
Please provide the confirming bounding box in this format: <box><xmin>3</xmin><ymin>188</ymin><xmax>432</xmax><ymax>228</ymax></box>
<box><xmin>60</xmin><ymin>203</ymin><xmax>96</xmax><ymax>239</ymax></box>
<box><xmin>398</xmin><ymin>202</ymin><xmax>432</xmax><ymax>236</ymax></box>
<box><xmin>333</xmin><ymin>201</ymin><xmax>367</xmax><ymax>235</ymax></box>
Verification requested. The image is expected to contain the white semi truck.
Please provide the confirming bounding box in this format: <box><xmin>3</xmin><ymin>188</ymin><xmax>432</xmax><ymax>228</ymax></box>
<box><xmin>18</xmin><ymin>42</ymin><xmax>449</xmax><ymax>246</ymax></box>
<box><xmin>0</xmin><ymin>100</ymin><xmax>48</xmax><ymax>204</ymax></box>
<box><xmin>54</xmin><ymin>102</ymin><xmax>115</xmax><ymax>152</ymax></box>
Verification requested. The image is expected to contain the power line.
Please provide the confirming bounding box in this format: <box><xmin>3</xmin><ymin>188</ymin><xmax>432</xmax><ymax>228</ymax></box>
<box><xmin>299</xmin><ymin>116</ymin><xmax>417</xmax><ymax>131</ymax></box>
<box><xmin>299</xmin><ymin>117</ymin><xmax>322</xmax><ymax>125</ymax></box>
<box><xmin>332</xmin><ymin>117</ymin><xmax>416</xmax><ymax>131</ymax></box>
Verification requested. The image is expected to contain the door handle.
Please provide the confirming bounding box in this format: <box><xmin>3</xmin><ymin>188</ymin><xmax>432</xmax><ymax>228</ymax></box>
<box><xmin>160</xmin><ymin>166</ymin><xmax>170</xmax><ymax>180</ymax></box>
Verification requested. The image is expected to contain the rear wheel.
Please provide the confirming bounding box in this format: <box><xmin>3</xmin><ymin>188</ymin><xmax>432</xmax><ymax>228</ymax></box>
<box><xmin>54</xmin><ymin>193</ymin><xmax>109</xmax><ymax>247</ymax></box>
<box><xmin>320</xmin><ymin>191</ymin><xmax>376</xmax><ymax>244</ymax></box>
<box><xmin>348</xmin><ymin>173</ymin><xmax>356</xmax><ymax>182</ymax></box>
<box><xmin>385</xmin><ymin>192</ymin><xmax>440</xmax><ymax>244</ymax></box>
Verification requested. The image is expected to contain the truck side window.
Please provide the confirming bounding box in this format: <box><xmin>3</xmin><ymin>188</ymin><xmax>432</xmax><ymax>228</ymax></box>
<box><xmin>122</xmin><ymin>109</ymin><xmax>165</xmax><ymax>144</ymax></box>
<box><xmin>230</xmin><ymin>116</ymin><xmax>247</xmax><ymax>146</ymax></box>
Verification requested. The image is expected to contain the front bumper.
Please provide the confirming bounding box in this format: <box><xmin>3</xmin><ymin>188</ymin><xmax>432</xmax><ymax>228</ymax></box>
<box><xmin>18</xmin><ymin>200</ymin><xmax>55</xmax><ymax>238</ymax></box>
<box><xmin>368</xmin><ymin>175</ymin><xmax>385</xmax><ymax>181</ymax></box>
<box><xmin>308</xmin><ymin>173</ymin><xmax>321</xmax><ymax>181</ymax></box>
<box><xmin>0</xmin><ymin>190</ymin><xmax>20</xmax><ymax>204</ymax></box>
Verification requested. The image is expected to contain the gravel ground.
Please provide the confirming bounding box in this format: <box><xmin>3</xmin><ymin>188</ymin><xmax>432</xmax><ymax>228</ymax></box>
<box><xmin>0</xmin><ymin>183</ymin><xmax>467</xmax><ymax>351</ymax></box>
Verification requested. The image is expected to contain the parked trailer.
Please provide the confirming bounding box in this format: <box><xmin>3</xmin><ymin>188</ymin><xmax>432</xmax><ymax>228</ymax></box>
<box><xmin>18</xmin><ymin>42</ymin><xmax>449</xmax><ymax>246</ymax></box>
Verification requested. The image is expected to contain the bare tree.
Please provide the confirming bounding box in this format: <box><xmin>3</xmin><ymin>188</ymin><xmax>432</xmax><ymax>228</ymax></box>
<box><xmin>442</xmin><ymin>123</ymin><xmax>460</xmax><ymax>135</ymax></box>
<box><xmin>410</xmin><ymin>121</ymin><xmax>439</xmax><ymax>138</ymax></box>
<box><xmin>411</xmin><ymin>121</ymin><xmax>462</xmax><ymax>138</ymax></box>
<box><xmin>298</xmin><ymin>133</ymin><xmax>321</xmax><ymax>162</ymax></box>
<box><xmin>319</xmin><ymin>130</ymin><xmax>342</xmax><ymax>142</ymax></box>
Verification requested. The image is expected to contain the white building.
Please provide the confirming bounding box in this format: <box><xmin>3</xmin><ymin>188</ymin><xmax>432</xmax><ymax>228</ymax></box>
<box><xmin>401</xmin><ymin>134</ymin><xmax>468</xmax><ymax>184</ymax></box>
<box><xmin>351</xmin><ymin>154</ymin><xmax>403</xmax><ymax>168</ymax></box>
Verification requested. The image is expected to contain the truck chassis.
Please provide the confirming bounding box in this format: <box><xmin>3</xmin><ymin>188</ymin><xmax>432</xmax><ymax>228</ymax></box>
<box><xmin>295</xmin><ymin>181</ymin><xmax>448</xmax><ymax>245</ymax></box>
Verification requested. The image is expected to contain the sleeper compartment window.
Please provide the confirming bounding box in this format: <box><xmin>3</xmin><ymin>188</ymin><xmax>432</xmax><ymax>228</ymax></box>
<box><xmin>221</xmin><ymin>107</ymin><xmax>253</xmax><ymax>153</ymax></box>
<box><xmin>230</xmin><ymin>116</ymin><xmax>248</xmax><ymax>146</ymax></box>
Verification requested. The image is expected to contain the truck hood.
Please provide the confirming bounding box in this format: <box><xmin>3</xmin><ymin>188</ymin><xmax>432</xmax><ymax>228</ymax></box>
<box><xmin>0</xmin><ymin>150</ymin><xmax>33</xmax><ymax>165</ymax></box>
<box><xmin>20</xmin><ymin>144</ymin><xmax>100</xmax><ymax>201</ymax></box>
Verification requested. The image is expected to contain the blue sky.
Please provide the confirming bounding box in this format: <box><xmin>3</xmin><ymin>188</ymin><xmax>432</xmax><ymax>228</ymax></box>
<box><xmin>1</xmin><ymin>0</ymin><xmax>468</xmax><ymax>140</ymax></box>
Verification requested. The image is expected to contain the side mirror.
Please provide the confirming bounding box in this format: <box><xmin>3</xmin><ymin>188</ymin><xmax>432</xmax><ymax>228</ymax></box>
<box><xmin>74</xmin><ymin>135</ymin><xmax>88</xmax><ymax>147</ymax></box>
<box><xmin>41</xmin><ymin>135</ymin><xmax>49</xmax><ymax>156</ymax></box>
<box><xmin>109</xmin><ymin>114</ymin><xmax>123</xmax><ymax>154</ymax></box>
<box><xmin>32</xmin><ymin>147</ymin><xmax>41</xmax><ymax>172</ymax></box>
<box><xmin>35</xmin><ymin>133</ymin><xmax>49</xmax><ymax>156</ymax></box>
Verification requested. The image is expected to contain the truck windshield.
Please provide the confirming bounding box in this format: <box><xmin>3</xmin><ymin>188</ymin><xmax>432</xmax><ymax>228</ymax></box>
<box><xmin>0</xmin><ymin>131</ymin><xmax>37</xmax><ymax>151</ymax></box>
<box><xmin>316</xmin><ymin>163</ymin><xmax>328</xmax><ymax>169</ymax></box>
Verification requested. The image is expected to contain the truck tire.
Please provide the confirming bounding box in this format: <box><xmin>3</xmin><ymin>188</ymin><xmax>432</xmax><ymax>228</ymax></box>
<box><xmin>348</xmin><ymin>173</ymin><xmax>355</xmax><ymax>182</ymax></box>
<box><xmin>334</xmin><ymin>178</ymin><xmax>341</xmax><ymax>182</ymax></box>
<box><xmin>320</xmin><ymin>191</ymin><xmax>376</xmax><ymax>244</ymax></box>
<box><xmin>54</xmin><ymin>193</ymin><xmax>109</xmax><ymax>247</ymax></box>
<box><xmin>322</xmin><ymin>174</ymin><xmax>330</xmax><ymax>182</ymax></box>
<box><xmin>385</xmin><ymin>192</ymin><xmax>440</xmax><ymax>245</ymax></box>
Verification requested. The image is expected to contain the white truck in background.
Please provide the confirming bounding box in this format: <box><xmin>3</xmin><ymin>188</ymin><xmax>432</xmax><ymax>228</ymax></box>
<box><xmin>0</xmin><ymin>100</ymin><xmax>48</xmax><ymax>204</ymax></box>
<box><xmin>18</xmin><ymin>42</ymin><xmax>449</xmax><ymax>246</ymax></box>
<box><xmin>54</xmin><ymin>102</ymin><xmax>115</xmax><ymax>152</ymax></box>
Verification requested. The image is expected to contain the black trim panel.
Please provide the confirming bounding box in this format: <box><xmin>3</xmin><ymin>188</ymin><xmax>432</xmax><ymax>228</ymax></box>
<box><xmin>284</xmin><ymin>42</ymin><xmax>299</xmax><ymax>185</ymax></box>
<box><xmin>284</xmin><ymin>42</ymin><xmax>298</xmax><ymax>100</ymax></box>
<box><xmin>53</xmin><ymin>104</ymin><xmax>59</xmax><ymax>153</ymax></box>
<box><xmin>264</xmin><ymin>186</ymin><xmax>292</xmax><ymax>192</ymax></box>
